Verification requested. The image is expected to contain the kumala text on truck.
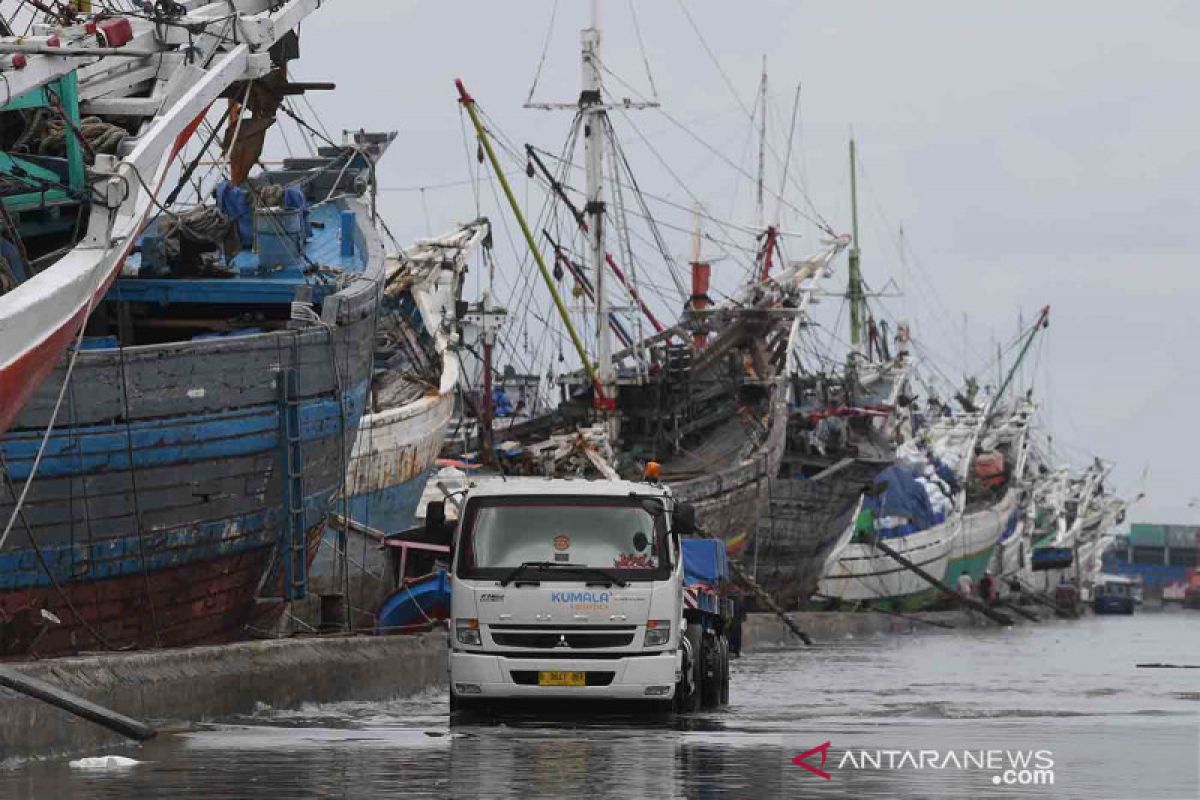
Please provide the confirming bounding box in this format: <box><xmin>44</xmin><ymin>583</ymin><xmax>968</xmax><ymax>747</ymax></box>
<box><xmin>426</xmin><ymin>474</ymin><xmax>736</xmax><ymax>712</ymax></box>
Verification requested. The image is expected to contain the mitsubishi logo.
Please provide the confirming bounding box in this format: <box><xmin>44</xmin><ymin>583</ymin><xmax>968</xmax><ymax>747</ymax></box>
<box><xmin>556</xmin><ymin>634</ymin><xmax>569</xmax><ymax>648</ymax></box>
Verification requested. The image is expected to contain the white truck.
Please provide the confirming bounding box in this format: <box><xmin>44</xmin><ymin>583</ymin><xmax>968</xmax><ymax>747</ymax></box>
<box><xmin>428</xmin><ymin>477</ymin><xmax>733</xmax><ymax>713</ymax></box>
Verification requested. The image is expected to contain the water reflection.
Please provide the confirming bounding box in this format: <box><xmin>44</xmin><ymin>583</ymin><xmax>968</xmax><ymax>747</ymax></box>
<box><xmin>2</xmin><ymin>613</ymin><xmax>1197</xmax><ymax>799</ymax></box>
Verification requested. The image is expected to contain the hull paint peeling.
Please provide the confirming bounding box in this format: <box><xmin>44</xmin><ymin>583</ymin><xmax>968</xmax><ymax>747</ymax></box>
<box><xmin>0</xmin><ymin>184</ymin><xmax>387</xmax><ymax>657</ymax></box>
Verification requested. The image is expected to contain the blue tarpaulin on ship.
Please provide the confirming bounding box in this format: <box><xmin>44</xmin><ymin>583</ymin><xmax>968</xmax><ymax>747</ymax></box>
<box><xmin>865</xmin><ymin>465</ymin><xmax>937</xmax><ymax>531</ymax></box>
<box><xmin>492</xmin><ymin>388</ymin><xmax>514</xmax><ymax>417</ymax></box>
<box><xmin>216</xmin><ymin>181</ymin><xmax>254</xmax><ymax>244</ymax></box>
<box><xmin>932</xmin><ymin>458</ymin><xmax>959</xmax><ymax>492</ymax></box>
<box><xmin>216</xmin><ymin>181</ymin><xmax>309</xmax><ymax>246</ymax></box>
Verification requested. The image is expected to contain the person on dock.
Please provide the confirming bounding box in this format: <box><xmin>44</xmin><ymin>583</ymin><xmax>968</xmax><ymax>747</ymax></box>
<box><xmin>979</xmin><ymin>571</ymin><xmax>996</xmax><ymax>605</ymax></box>
<box><xmin>957</xmin><ymin>572</ymin><xmax>974</xmax><ymax>598</ymax></box>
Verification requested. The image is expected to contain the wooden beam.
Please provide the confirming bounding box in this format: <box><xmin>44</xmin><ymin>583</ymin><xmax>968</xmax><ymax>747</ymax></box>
<box><xmin>867</xmin><ymin>534</ymin><xmax>1013</xmax><ymax>626</ymax></box>
<box><xmin>0</xmin><ymin>665</ymin><xmax>156</xmax><ymax>742</ymax></box>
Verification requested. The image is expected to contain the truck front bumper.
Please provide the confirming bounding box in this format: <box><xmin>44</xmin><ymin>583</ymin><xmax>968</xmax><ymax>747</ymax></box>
<box><xmin>449</xmin><ymin>650</ymin><xmax>681</xmax><ymax>700</ymax></box>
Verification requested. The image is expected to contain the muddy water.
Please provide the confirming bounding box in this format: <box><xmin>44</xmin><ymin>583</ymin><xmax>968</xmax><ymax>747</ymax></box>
<box><xmin>3</xmin><ymin>612</ymin><xmax>1197</xmax><ymax>799</ymax></box>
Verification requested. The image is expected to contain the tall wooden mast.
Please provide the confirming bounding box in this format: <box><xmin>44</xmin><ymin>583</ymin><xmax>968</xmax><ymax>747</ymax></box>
<box><xmin>525</xmin><ymin>2</ymin><xmax>657</xmax><ymax>411</ymax></box>
<box><xmin>581</xmin><ymin>0</ymin><xmax>612</xmax><ymax>407</ymax></box>
<box><xmin>847</xmin><ymin>138</ymin><xmax>866</xmax><ymax>350</ymax></box>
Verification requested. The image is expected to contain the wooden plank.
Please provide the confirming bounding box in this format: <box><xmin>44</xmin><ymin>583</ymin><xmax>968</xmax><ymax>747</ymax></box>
<box><xmin>868</xmin><ymin>534</ymin><xmax>1013</xmax><ymax>626</ymax></box>
<box><xmin>0</xmin><ymin>664</ymin><xmax>156</xmax><ymax>741</ymax></box>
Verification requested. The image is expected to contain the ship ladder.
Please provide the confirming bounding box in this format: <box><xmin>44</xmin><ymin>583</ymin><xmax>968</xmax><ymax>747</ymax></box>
<box><xmin>277</xmin><ymin>367</ymin><xmax>308</xmax><ymax>600</ymax></box>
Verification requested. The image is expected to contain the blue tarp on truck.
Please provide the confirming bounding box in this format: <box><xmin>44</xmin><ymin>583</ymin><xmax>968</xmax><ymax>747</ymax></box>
<box><xmin>682</xmin><ymin>538</ymin><xmax>729</xmax><ymax>586</ymax></box>
<box><xmin>682</xmin><ymin>538</ymin><xmax>729</xmax><ymax>616</ymax></box>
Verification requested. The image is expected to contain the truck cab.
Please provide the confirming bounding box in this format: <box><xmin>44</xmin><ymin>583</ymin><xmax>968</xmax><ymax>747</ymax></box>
<box><xmin>438</xmin><ymin>476</ymin><xmax>730</xmax><ymax>712</ymax></box>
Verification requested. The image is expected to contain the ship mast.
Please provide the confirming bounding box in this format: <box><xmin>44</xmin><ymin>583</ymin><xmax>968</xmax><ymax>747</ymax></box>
<box><xmin>526</xmin><ymin>1</ymin><xmax>657</xmax><ymax>410</ymax></box>
<box><xmin>755</xmin><ymin>58</ymin><xmax>768</xmax><ymax>231</ymax></box>
<box><xmin>847</xmin><ymin>138</ymin><xmax>866</xmax><ymax>351</ymax></box>
<box><xmin>582</xmin><ymin>0</ymin><xmax>613</xmax><ymax>406</ymax></box>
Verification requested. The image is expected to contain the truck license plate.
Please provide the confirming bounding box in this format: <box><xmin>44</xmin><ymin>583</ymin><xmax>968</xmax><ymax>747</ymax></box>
<box><xmin>538</xmin><ymin>671</ymin><xmax>585</xmax><ymax>687</ymax></box>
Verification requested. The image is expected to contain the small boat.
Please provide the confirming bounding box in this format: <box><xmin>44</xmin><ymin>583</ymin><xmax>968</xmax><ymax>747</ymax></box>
<box><xmin>1092</xmin><ymin>574</ymin><xmax>1136</xmax><ymax>615</ymax></box>
<box><xmin>375</xmin><ymin>569</ymin><xmax>451</xmax><ymax>634</ymax></box>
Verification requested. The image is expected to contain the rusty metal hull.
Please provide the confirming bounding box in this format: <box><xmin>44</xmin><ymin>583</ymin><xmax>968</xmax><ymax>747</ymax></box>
<box><xmin>0</xmin><ymin>198</ymin><xmax>384</xmax><ymax>659</ymax></box>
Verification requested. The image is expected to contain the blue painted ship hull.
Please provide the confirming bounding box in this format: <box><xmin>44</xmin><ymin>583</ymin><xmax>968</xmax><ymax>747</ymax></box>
<box><xmin>0</xmin><ymin>186</ymin><xmax>387</xmax><ymax>657</ymax></box>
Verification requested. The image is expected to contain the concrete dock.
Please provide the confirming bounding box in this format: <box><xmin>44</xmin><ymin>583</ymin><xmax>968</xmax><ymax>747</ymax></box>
<box><xmin>0</xmin><ymin>633</ymin><xmax>443</xmax><ymax>763</ymax></box>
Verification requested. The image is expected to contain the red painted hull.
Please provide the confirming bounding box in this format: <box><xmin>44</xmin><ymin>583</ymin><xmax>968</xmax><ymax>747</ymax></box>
<box><xmin>0</xmin><ymin>107</ymin><xmax>207</xmax><ymax>437</ymax></box>
<box><xmin>0</xmin><ymin>304</ymin><xmax>89</xmax><ymax>437</ymax></box>
<box><xmin>0</xmin><ymin>523</ymin><xmax>323</xmax><ymax>659</ymax></box>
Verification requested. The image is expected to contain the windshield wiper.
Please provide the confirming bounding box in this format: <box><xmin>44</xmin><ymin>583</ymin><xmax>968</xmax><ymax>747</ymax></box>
<box><xmin>498</xmin><ymin>561</ymin><xmax>556</xmax><ymax>587</ymax></box>
<box><xmin>497</xmin><ymin>561</ymin><xmax>628</xmax><ymax>588</ymax></box>
<box><xmin>538</xmin><ymin>563</ymin><xmax>628</xmax><ymax>587</ymax></box>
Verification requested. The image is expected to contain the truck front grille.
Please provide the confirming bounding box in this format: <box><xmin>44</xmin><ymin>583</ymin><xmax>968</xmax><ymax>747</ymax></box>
<box><xmin>491</xmin><ymin>632</ymin><xmax>636</xmax><ymax>649</ymax></box>
<box><xmin>509</xmin><ymin>671</ymin><xmax>615</xmax><ymax>687</ymax></box>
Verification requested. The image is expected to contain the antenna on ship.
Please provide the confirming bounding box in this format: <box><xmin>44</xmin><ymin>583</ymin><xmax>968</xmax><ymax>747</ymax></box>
<box><xmin>525</xmin><ymin>0</ymin><xmax>658</xmax><ymax>416</ymax></box>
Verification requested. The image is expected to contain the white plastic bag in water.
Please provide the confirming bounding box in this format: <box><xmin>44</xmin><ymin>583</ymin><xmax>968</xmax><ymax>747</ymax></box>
<box><xmin>68</xmin><ymin>755</ymin><xmax>141</xmax><ymax>769</ymax></box>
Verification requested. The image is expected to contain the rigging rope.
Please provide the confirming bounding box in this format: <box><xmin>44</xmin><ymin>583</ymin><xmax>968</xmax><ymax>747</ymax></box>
<box><xmin>525</xmin><ymin>0</ymin><xmax>560</xmax><ymax>106</ymax></box>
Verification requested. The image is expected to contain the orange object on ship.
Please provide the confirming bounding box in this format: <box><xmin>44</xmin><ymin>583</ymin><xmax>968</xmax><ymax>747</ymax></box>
<box><xmin>973</xmin><ymin>452</ymin><xmax>1007</xmax><ymax>488</ymax></box>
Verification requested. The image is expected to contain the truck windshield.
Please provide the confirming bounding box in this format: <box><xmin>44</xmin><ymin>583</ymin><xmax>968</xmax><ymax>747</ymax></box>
<box><xmin>456</xmin><ymin>496</ymin><xmax>671</xmax><ymax>582</ymax></box>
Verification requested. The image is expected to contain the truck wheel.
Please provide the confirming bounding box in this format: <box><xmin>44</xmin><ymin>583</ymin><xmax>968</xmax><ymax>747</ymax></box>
<box><xmin>718</xmin><ymin>635</ymin><xmax>731</xmax><ymax>705</ymax></box>
<box><xmin>701</xmin><ymin>633</ymin><xmax>721</xmax><ymax>709</ymax></box>
<box><xmin>675</xmin><ymin>625</ymin><xmax>704</xmax><ymax>713</ymax></box>
<box><xmin>450</xmin><ymin>690</ymin><xmax>486</xmax><ymax>716</ymax></box>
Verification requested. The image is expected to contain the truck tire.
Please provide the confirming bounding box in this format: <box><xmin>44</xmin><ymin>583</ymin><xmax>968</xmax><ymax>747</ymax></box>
<box><xmin>675</xmin><ymin>625</ymin><xmax>704</xmax><ymax>713</ymax></box>
<box><xmin>701</xmin><ymin>632</ymin><xmax>721</xmax><ymax>708</ymax></box>
<box><xmin>450</xmin><ymin>690</ymin><xmax>486</xmax><ymax>716</ymax></box>
<box><xmin>718</xmin><ymin>635</ymin><xmax>731</xmax><ymax>705</ymax></box>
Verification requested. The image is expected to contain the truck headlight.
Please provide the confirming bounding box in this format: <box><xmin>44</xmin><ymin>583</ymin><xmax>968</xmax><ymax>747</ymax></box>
<box><xmin>644</xmin><ymin>620</ymin><xmax>671</xmax><ymax>647</ymax></box>
<box><xmin>455</xmin><ymin>618</ymin><xmax>481</xmax><ymax>646</ymax></box>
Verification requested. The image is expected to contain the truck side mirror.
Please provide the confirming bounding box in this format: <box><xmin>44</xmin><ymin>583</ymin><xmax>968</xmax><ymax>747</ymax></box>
<box><xmin>674</xmin><ymin>501</ymin><xmax>697</xmax><ymax>536</ymax></box>
<box><xmin>425</xmin><ymin>500</ymin><xmax>451</xmax><ymax>546</ymax></box>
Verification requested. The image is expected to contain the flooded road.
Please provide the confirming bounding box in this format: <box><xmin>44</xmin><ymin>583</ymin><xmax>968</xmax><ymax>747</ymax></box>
<box><xmin>4</xmin><ymin>612</ymin><xmax>1197</xmax><ymax>799</ymax></box>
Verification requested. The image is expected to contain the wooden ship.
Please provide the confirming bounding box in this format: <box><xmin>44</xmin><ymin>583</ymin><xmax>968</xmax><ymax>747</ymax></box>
<box><xmin>450</xmin><ymin>7</ymin><xmax>847</xmax><ymax>540</ymax></box>
<box><xmin>0</xmin><ymin>0</ymin><xmax>410</xmax><ymax>656</ymax></box>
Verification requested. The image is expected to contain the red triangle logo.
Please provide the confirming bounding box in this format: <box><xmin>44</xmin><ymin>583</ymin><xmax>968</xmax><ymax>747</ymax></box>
<box><xmin>792</xmin><ymin>741</ymin><xmax>832</xmax><ymax>780</ymax></box>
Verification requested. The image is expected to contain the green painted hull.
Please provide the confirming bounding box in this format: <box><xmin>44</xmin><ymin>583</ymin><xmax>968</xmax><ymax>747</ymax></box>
<box><xmin>807</xmin><ymin>586</ymin><xmax>941</xmax><ymax>612</ymax></box>
<box><xmin>944</xmin><ymin>545</ymin><xmax>996</xmax><ymax>585</ymax></box>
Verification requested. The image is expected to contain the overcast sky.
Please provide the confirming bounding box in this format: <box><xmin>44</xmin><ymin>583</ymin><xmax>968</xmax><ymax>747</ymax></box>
<box><xmin>289</xmin><ymin>1</ymin><xmax>1198</xmax><ymax>522</ymax></box>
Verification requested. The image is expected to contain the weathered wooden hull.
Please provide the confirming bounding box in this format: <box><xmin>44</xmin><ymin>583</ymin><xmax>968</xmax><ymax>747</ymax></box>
<box><xmin>819</xmin><ymin>514</ymin><xmax>960</xmax><ymax>605</ymax></box>
<box><xmin>0</xmin><ymin>517</ymin><xmax>324</xmax><ymax>658</ymax></box>
<box><xmin>944</xmin><ymin>489</ymin><xmax>1021</xmax><ymax>585</ymax></box>
<box><xmin>0</xmin><ymin>199</ymin><xmax>383</xmax><ymax>658</ymax></box>
<box><xmin>746</xmin><ymin>460</ymin><xmax>879</xmax><ymax>609</ymax></box>
<box><xmin>313</xmin><ymin>392</ymin><xmax>456</xmax><ymax>581</ymax></box>
<box><xmin>346</xmin><ymin>393</ymin><xmax>455</xmax><ymax>536</ymax></box>
<box><xmin>669</xmin><ymin>393</ymin><xmax>788</xmax><ymax>541</ymax></box>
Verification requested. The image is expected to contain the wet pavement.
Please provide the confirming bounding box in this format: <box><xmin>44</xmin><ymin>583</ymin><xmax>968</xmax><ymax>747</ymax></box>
<box><xmin>3</xmin><ymin>611</ymin><xmax>1198</xmax><ymax>799</ymax></box>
